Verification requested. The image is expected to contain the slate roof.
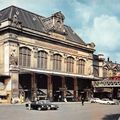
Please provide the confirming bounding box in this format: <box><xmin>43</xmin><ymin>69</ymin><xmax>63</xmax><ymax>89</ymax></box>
<box><xmin>0</xmin><ymin>5</ymin><xmax>86</xmax><ymax>45</ymax></box>
<box><xmin>104</xmin><ymin>61</ymin><xmax>120</xmax><ymax>71</ymax></box>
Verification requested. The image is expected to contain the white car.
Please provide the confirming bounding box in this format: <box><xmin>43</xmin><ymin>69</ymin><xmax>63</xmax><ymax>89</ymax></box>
<box><xmin>99</xmin><ymin>98</ymin><xmax>116</xmax><ymax>105</ymax></box>
<box><xmin>90</xmin><ymin>98</ymin><xmax>101</xmax><ymax>103</ymax></box>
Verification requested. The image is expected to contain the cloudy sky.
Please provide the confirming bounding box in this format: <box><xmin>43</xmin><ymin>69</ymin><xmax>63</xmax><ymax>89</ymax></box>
<box><xmin>0</xmin><ymin>0</ymin><xmax>120</xmax><ymax>63</ymax></box>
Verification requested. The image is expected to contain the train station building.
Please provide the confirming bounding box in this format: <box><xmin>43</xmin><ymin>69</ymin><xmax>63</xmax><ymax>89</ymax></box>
<box><xmin>0</xmin><ymin>6</ymin><xmax>119</xmax><ymax>103</ymax></box>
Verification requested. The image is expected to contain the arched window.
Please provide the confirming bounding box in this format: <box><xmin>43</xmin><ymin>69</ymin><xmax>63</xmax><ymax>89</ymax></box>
<box><xmin>78</xmin><ymin>59</ymin><xmax>85</xmax><ymax>74</ymax></box>
<box><xmin>19</xmin><ymin>47</ymin><xmax>31</xmax><ymax>67</ymax></box>
<box><xmin>38</xmin><ymin>51</ymin><xmax>47</xmax><ymax>69</ymax></box>
<box><xmin>66</xmin><ymin>56</ymin><xmax>74</xmax><ymax>72</ymax></box>
<box><xmin>53</xmin><ymin>54</ymin><xmax>62</xmax><ymax>71</ymax></box>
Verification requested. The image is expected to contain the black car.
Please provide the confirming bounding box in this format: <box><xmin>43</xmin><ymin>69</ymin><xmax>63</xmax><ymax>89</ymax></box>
<box><xmin>41</xmin><ymin>100</ymin><xmax>59</xmax><ymax>110</ymax></box>
<box><xmin>25</xmin><ymin>101</ymin><xmax>48</xmax><ymax>110</ymax></box>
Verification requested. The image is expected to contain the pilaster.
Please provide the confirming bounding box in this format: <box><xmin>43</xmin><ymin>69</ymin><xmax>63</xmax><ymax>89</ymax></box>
<box><xmin>10</xmin><ymin>69</ymin><xmax>19</xmax><ymax>98</ymax></box>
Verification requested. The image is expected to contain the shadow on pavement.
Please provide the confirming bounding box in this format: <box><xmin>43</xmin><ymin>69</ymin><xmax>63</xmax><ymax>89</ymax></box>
<box><xmin>102</xmin><ymin>114</ymin><xmax>120</xmax><ymax>120</ymax></box>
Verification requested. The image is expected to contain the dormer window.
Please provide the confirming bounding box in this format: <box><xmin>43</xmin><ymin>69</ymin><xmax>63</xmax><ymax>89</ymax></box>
<box><xmin>43</xmin><ymin>11</ymin><xmax>66</xmax><ymax>34</ymax></box>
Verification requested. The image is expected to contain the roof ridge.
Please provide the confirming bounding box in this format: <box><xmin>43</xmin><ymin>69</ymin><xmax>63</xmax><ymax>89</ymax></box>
<box><xmin>9</xmin><ymin>6</ymin><xmax>13</xmax><ymax>19</ymax></box>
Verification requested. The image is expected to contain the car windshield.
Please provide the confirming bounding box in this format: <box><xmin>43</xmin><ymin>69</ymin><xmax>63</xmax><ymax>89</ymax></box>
<box><xmin>36</xmin><ymin>101</ymin><xmax>45</xmax><ymax>104</ymax></box>
<box><xmin>102</xmin><ymin>98</ymin><xmax>109</xmax><ymax>101</ymax></box>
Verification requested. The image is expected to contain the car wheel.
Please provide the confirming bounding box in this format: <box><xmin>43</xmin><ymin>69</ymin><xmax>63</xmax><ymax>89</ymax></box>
<box><xmin>38</xmin><ymin>107</ymin><xmax>41</xmax><ymax>111</ymax></box>
<box><xmin>47</xmin><ymin>106</ymin><xmax>50</xmax><ymax>110</ymax></box>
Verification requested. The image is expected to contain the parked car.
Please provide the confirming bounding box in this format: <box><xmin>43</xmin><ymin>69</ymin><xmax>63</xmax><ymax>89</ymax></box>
<box><xmin>90</xmin><ymin>98</ymin><xmax>101</xmax><ymax>103</ymax></box>
<box><xmin>66</xmin><ymin>91</ymin><xmax>74</xmax><ymax>102</ymax></box>
<box><xmin>99</xmin><ymin>98</ymin><xmax>117</xmax><ymax>105</ymax></box>
<box><xmin>113</xmin><ymin>99</ymin><xmax>119</xmax><ymax>105</ymax></box>
<box><xmin>41</xmin><ymin>100</ymin><xmax>59</xmax><ymax>110</ymax></box>
<box><xmin>25</xmin><ymin>100</ymin><xmax>48</xmax><ymax>110</ymax></box>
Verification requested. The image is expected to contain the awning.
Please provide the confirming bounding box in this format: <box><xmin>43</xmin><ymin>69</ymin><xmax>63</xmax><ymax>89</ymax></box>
<box><xmin>20</xmin><ymin>68</ymin><xmax>100</xmax><ymax>81</ymax></box>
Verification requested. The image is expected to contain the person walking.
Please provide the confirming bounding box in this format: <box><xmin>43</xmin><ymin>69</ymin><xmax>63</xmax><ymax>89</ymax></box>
<box><xmin>81</xmin><ymin>96</ymin><xmax>85</xmax><ymax>106</ymax></box>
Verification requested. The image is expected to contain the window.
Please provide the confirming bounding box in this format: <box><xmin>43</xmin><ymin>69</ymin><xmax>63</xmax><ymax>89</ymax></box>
<box><xmin>93</xmin><ymin>67</ymin><xmax>99</xmax><ymax>77</ymax></box>
<box><xmin>66</xmin><ymin>57</ymin><xmax>74</xmax><ymax>72</ymax></box>
<box><xmin>38</xmin><ymin>51</ymin><xmax>47</xmax><ymax>69</ymax></box>
<box><xmin>113</xmin><ymin>69</ymin><xmax>117</xmax><ymax>76</ymax></box>
<box><xmin>53</xmin><ymin>54</ymin><xmax>62</xmax><ymax>71</ymax></box>
<box><xmin>103</xmin><ymin>67</ymin><xmax>108</xmax><ymax>77</ymax></box>
<box><xmin>78</xmin><ymin>59</ymin><xmax>85</xmax><ymax>74</ymax></box>
<box><xmin>19</xmin><ymin>47</ymin><xmax>31</xmax><ymax>67</ymax></box>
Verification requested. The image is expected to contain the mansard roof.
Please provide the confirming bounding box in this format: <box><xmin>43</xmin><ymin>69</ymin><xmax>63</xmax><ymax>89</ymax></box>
<box><xmin>0</xmin><ymin>6</ymin><xmax>45</xmax><ymax>32</ymax></box>
<box><xmin>0</xmin><ymin>5</ymin><xmax>86</xmax><ymax>45</ymax></box>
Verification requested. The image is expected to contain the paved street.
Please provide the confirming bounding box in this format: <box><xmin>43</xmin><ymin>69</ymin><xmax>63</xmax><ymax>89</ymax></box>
<box><xmin>0</xmin><ymin>102</ymin><xmax>120</xmax><ymax>120</ymax></box>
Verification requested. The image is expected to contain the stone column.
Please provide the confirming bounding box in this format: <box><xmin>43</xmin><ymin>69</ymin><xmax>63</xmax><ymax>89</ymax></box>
<box><xmin>74</xmin><ymin>77</ymin><xmax>78</xmax><ymax>101</ymax></box>
<box><xmin>61</xmin><ymin>76</ymin><xmax>67</xmax><ymax>99</ymax></box>
<box><xmin>31</xmin><ymin>72</ymin><xmax>36</xmax><ymax>101</ymax></box>
<box><xmin>47</xmin><ymin>75</ymin><xmax>53</xmax><ymax>101</ymax></box>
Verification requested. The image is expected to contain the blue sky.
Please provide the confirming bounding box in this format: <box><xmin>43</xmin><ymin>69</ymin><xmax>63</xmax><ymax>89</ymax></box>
<box><xmin>0</xmin><ymin>0</ymin><xmax>120</xmax><ymax>63</ymax></box>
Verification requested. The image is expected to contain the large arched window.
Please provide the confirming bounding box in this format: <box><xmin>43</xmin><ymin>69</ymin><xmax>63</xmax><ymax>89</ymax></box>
<box><xmin>78</xmin><ymin>59</ymin><xmax>85</xmax><ymax>75</ymax></box>
<box><xmin>53</xmin><ymin>54</ymin><xmax>62</xmax><ymax>71</ymax></box>
<box><xmin>66</xmin><ymin>56</ymin><xmax>74</xmax><ymax>72</ymax></box>
<box><xmin>38</xmin><ymin>51</ymin><xmax>47</xmax><ymax>69</ymax></box>
<box><xmin>19</xmin><ymin>47</ymin><xmax>31</xmax><ymax>67</ymax></box>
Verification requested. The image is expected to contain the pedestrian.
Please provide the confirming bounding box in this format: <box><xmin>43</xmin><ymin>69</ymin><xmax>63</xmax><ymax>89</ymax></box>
<box><xmin>81</xmin><ymin>96</ymin><xmax>85</xmax><ymax>106</ymax></box>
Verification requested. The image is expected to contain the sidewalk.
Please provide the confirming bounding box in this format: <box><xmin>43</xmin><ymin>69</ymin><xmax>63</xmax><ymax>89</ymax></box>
<box><xmin>0</xmin><ymin>101</ymin><xmax>90</xmax><ymax>105</ymax></box>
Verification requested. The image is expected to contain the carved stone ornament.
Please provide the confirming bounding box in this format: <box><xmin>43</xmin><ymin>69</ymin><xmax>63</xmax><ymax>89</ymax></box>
<box><xmin>87</xmin><ymin>42</ymin><xmax>95</xmax><ymax>48</ymax></box>
<box><xmin>11</xmin><ymin>14</ymin><xmax>22</xmax><ymax>28</ymax></box>
<box><xmin>52</xmin><ymin>12</ymin><xmax>65</xmax><ymax>33</ymax></box>
<box><xmin>9</xmin><ymin>33</ymin><xmax>18</xmax><ymax>39</ymax></box>
<box><xmin>33</xmin><ymin>47</ymin><xmax>38</xmax><ymax>58</ymax></box>
<box><xmin>43</xmin><ymin>11</ymin><xmax>66</xmax><ymax>34</ymax></box>
<box><xmin>9</xmin><ymin>48</ymin><xmax>18</xmax><ymax>66</ymax></box>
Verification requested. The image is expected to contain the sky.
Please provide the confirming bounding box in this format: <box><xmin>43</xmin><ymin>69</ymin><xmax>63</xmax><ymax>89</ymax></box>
<box><xmin>0</xmin><ymin>0</ymin><xmax>120</xmax><ymax>63</ymax></box>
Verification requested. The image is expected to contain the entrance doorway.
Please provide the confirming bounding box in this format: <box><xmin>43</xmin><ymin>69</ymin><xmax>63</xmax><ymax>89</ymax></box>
<box><xmin>36</xmin><ymin>74</ymin><xmax>47</xmax><ymax>100</ymax></box>
<box><xmin>52</xmin><ymin>76</ymin><xmax>63</xmax><ymax>101</ymax></box>
<box><xmin>19</xmin><ymin>74</ymin><xmax>31</xmax><ymax>101</ymax></box>
<box><xmin>65</xmin><ymin>77</ymin><xmax>74</xmax><ymax>101</ymax></box>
